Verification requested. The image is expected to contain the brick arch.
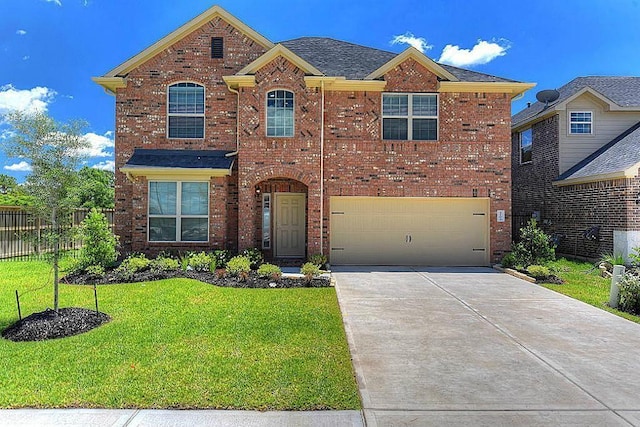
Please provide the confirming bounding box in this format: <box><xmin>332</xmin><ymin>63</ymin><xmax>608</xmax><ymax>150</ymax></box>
<box><xmin>243</xmin><ymin>165</ymin><xmax>315</xmax><ymax>188</ymax></box>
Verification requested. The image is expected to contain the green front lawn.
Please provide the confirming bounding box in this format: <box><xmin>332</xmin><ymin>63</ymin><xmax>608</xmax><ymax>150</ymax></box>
<box><xmin>0</xmin><ymin>260</ymin><xmax>360</xmax><ymax>409</ymax></box>
<box><xmin>545</xmin><ymin>258</ymin><xmax>640</xmax><ymax>324</ymax></box>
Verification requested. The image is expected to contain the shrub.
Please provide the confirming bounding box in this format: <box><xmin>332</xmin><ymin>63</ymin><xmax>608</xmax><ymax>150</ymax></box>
<box><xmin>526</xmin><ymin>265</ymin><xmax>551</xmax><ymax>279</ymax></box>
<box><xmin>599</xmin><ymin>252</ymin><xmax>626</xmax><ymax>269</ymax></box>
<box><xmin>150</xmin><ymin>255</ymin><xmax>180</xmax><ymax>273</ymax></box>
<box><xmin>75</xmin><ymin>208</ymin><xmax>119</xmax><ymax>272</ymax></box>
<box><xmin>300</xmin><ymin>262</ymin><xmax>321</xmax><ymax>281</ymax></box>
<box><xmin>257</xmin><ymin>263</ymin><xmax>282</xmax><ymax>280</ymax></box>
<box><xmin>307</xmin><ymin>253</ymin><xmax>328</xmax><ymax>268</ymax></box>
<box><xmin>187</xmin><ymin>252</ymin><xmax>216</xmax><ymax>272</ymax></box>
<box><xmin>512</xmin><ymin>219</ymin><xmax>555</xmax><ymax>268</ymax></box>
<box><xmin>501</xmin><ymin>252</ymin><xmax>516</xmax><ymax>269</ymax></box>
<box><xmin>227</xmin><ymin>255</ymin><xmax>251</xmax><ymax>279</ymax></box>
<box><xmin>241</xmin><ymin>248</ymin><xmax>263</xmax><ymax>269</ymax></box>
<box><xmin>618</xmin><ymin>273</ymin><xmax>640</xmax><ymax>315</ymax></box>
<box><xmin>213</xmin><ymin>249</ymin><xmax>233</xmax><ymax>269</ymax></box>
<box><xmin>628</xmin><ymin>247</ymin><xmax>640</xmax><ymax>268</ymax></box>
<box><xmin>115</xmin><ymin>253</ymin><xmax>150</xmax><ymax>281</ymax></box>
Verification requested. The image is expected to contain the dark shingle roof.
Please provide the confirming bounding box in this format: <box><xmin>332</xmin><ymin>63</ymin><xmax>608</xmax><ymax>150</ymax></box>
<box><xmin>125</xmin><ymin>149</ymin><xmax>235</xmax><ymax>169</ymax></box>
<box><xmin>556</xmin><ymin>121</ymin><xmax>640</xmax><ymax>182</ymax></box>
<box><xmin>280</xmin><ymin>37</ymin><xmax>516</xmax><ymax>82</ymax></box>
<box><xmin>513</xmin><ymin>76</ymin><xmax>640</xmax><ymax>128</ymax></box>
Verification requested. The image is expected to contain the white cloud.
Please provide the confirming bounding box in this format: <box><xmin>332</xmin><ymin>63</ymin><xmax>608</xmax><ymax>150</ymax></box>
<box><xmin>44</xmin><ymin>0</ymin><xmax>62</xmax><ymax>5</ymax></box>
<box><xmin>438</xmin><ymin>39</ymin><xmax>511</xmax><ymax>67</ymax></box>
<box><xmin>390</xmin><ymin>32</ymin><xmax>433</xmax><ymax>53</ymax></box>
<box><xmin>92</xmin><ymin>160</ymin><xmax>115</xmax><ymax>172</ymax></box>
<box><xmin>22</xmin><ymin>56</ymin><xmax>30</xmax><ymax>61</ymax></box>
<box><xmin>81</xmin><ymin>131</ymin><xmax>114</xmax><ymax>158</ymax></box>
<box><xmin>0</xmin><ymin>84</ymin><xmax>56</xmax><ymax>115</ymax></box>
<box><xmin>16</xmin><ymin>30</ymin><xmax>27</xmax><ymax>36</ymax></box>
<box><xmin>4</xmin><ymin>161</ymin><xmax>32</xmax><ymax>172</ymax></box>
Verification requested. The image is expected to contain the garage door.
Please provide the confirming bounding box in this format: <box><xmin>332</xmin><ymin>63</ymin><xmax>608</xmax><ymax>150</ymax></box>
<box><xmin>330</xmin><ymin>197</ymin><xmax>489</xmax><ymax>266</ymax></box>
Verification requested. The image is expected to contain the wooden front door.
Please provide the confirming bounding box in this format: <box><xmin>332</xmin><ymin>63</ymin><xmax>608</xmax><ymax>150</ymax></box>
<box><xmin>275</xmin><ymin>193</ymin><xmax>306</xmax><ymax>257</ymax></box>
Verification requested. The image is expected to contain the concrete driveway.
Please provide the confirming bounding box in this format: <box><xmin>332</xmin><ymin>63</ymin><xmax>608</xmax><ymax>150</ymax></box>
<box><xmin>333</xmin><ymin>266</ymin><xmax>640</xmax><ymax>426</ymax></box>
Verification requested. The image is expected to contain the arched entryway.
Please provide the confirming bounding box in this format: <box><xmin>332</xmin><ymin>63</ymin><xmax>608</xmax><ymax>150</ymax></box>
<box><xmin>256</xmin><ymin>178</ymin><xmax>308</xmax><ymax>260</ymax></box>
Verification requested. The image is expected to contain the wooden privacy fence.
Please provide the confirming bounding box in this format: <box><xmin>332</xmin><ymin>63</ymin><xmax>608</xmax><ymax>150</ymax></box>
<box><xmin>0</xmin><ymin>207</ymin><xmax>114</xmax><ymax>260</ymax></box>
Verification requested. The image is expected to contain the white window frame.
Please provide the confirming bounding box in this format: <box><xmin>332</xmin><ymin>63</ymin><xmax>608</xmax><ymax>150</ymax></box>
<box><xmin>568</xmin><ymin>110</ymin><xmax>593</xmax><ymax>135</ymax></box>
<box><xmin>266</xmin><ymin>89</ymin><xmax>295</xmax><ymax>137</ymax></box>
<box><xmin>148</xmin><ymin>180</ymin><xmax>210</xmax><ymax>243</ymax></box>
<box><xmin>382</xmin><ymin>93</ymin><xmax>439</xmax><ymax>141</ymax></box>
<box><xmin>167</xmin><ymin>82</ymin><xmax>205</xmax><ymax>139</ymax></box>
<box><xmin>519</xmin><ymin>128</ymin><xmax>532</xmax><ymax>164</ymax></box>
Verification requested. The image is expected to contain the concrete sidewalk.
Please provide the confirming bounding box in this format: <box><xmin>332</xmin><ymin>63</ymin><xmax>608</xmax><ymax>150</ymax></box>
<box><xmin>0</xmin><ymin>409</ymin><xmax>364</xmax><ymax>426</ymax></box>
<box><xmin>333</xmin><ymin>266</ymin><xmax>640</xmax><ymax>426</ymax></box>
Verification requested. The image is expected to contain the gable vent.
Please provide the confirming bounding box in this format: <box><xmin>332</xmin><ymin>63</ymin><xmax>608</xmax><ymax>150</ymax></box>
<box><xmin>211</xmin><ymin>37</ymin><xmax>224</xmax><ymax>59</ymax></box>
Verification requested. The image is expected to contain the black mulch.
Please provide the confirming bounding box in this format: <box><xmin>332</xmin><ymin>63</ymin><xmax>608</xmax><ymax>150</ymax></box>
<box><xmin>2</xmin><ymin>307</ymin><xmax>110</xmax><ymax>342</ymax></box>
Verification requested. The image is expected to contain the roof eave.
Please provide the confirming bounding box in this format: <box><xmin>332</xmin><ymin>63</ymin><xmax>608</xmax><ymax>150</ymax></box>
<box><xmin>439</xmin><ymin>82</ymin><xmax>535</xmax><ymax>98</ymax></box>
<box><xmin>365</xmin><ymin>47</ymin><xmax>459</xmax><ymax>82</ymax></box>
<box><xmin>552</xmin><ymin>165</ymin><xmax>640</xmax><ymax>187</ymax></box>
<box><xmin>236</xmin><ymin>44</ymin><xmax>324</xmax><ymax>76</ymax></box>
<box><xmin>120</xmin><ymin>165</ymin><xmax>233</xmax><ymax>181</ymax></box>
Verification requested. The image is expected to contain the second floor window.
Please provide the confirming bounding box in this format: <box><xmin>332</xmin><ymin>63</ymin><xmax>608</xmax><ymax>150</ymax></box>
<box><xmin>266</xmin><ymin>90</ymin><xmax>294</xmax><ymax>137</ymax></box>
<box><xmin>383</xmin><ymin>93</ymin><xmax>438</xmax><ymax>141</ymax></box>
<box><xmin>168</xmin><ymin>83</ymin><xmax>204</xmax><ymax>139</ymax></box>
<box><xmin>520</xmin><ymin>128</ymin><xmax>532</xmax><ymax>164</ymax></box>
<box><xmin>569</xmin><ymin>111</ymin><xmax>592</xmax><ymax>134</ymax></box>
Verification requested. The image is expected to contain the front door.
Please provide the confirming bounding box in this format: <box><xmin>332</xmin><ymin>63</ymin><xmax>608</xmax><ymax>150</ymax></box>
<box><xmin>275</xmin><ymin>193</ymin><xmax>306</xmax><ymax>257</ymax></box>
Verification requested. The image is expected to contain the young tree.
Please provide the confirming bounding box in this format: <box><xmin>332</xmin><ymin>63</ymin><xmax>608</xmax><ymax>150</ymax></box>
<box><xmin>0</xmin><ymin>111</ymin><xmax>89</xmax><ymax>313</ymax></box>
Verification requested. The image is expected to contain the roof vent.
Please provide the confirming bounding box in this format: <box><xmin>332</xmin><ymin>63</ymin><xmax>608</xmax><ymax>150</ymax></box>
<box><xmin>536</xmin><ymin>89</ymin><xmax>560</xmax><ymax>108</ymax></box>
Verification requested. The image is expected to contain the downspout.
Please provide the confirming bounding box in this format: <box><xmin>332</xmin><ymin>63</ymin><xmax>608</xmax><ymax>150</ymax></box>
<box><xmin>226</xmin><ymin>85</ymin><xmax>240</xmax><ymax>156</ymax></box>
<box><xmin>320</xmin><ymin>80</ymin><xmax>325</xmax><ymax>256</ymax></box>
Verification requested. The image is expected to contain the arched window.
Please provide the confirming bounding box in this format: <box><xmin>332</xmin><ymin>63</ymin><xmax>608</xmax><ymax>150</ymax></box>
<box><xmin>168</xmin><ymin>82</ymin><xmax>204</xmax><ymax>138</ymax></box>
<box><xmin>266</xmin><ymin>90</ymin><xmax>294</xmax><ymax>137</ymax></box>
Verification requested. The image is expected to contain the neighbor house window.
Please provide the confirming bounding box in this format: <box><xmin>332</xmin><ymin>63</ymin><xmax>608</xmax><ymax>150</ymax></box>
<box><xmin>148</xmin><ymin>181</ymin><xmax>209</xmax><ymax>242</ymax></box>
<box><xmin>569</xmin><ymin>111</ymin><xmax>593</xmax><ymax>134</ymax></box>
<box><xmin>520</xmin><ymin>128</ymin><xmax>532</xmax><ymax>164</ymax></box>
<box><xmin>266</xmin><ymin>90</ymin><xmax>294</xmax><ymax>137</ymax></box>
<box><xmin>382</xmin><ymin>93</ymin><xmax>438</xmax><ymax>141</ymax></box>
<box><xmin>168</xmin><ymin>83</ymin><xmax>205</xmax><ymax>138</ymax></box>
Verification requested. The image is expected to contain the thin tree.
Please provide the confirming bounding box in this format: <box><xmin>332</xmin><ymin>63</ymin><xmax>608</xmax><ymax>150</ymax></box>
<box><xmin>1</xmin><ymin>111</ymin><xmax>89</xmax><ymax>313</ymax></box>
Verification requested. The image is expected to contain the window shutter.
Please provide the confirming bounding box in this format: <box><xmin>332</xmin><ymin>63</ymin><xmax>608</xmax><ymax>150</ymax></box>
<box><xmin>211</xmin><ymin>37</ymin><xmax>224</xmax><ymax>59</ymax></box>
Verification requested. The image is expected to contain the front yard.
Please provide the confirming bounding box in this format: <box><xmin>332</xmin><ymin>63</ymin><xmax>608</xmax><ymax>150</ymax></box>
<box><xmin>0</xmin><ymin>260</ymin><xmax>360</xmax><ymax>410</ymax></box>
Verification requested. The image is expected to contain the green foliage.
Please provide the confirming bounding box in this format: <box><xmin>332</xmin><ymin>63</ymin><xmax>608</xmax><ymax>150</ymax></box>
<box><xmin>72</xmin><ymin>167</ymin><xmax>115</xmax><ymax>209</ymax></box>
<box><xmin>301</xmin><ymin>262</ymin><xmax>321</xmax><ymax>281</ymax></box>
<box><xmin>227</xmin><ymin>255</ymin><xmax>251</xmax><ymax>278</ymax></box>
<box><xmin>0</xmin><ymin>174</ymin><xmax>18</xmax><ymax>194</ymax></box>
<box><xmin>628</xmin><ymin>247</ymin><xmax>640</xmax><ymax>267</ymax></box>
<box><xmin>618</xmin><ymin>273</ymin><xmax>640</xmax><ymax>315</ymax></box>
<box><xmin>74</xmin><ymin>208</ymin><xmax>119</xmax><ymax>272</ymax></box>
<box><xmin>187</xmin><ymin>251</ymin><xmax>216</xmax><ymax>272</ymax></box>
<box><xmin>213</xmin><ymin>249</ymin><xmax>233</xmax><ymax>269</ymax></box>
<box><xmin>241</xmin><ymin>248</ymin><xmax>263</xmax><ymax>269</ymax></box>
<box><xmin>85</xmin><ymin>264</ymin><xmax>105</xmax><ymax>278</ymax></box>
<box><xmin>512</xmin><ymin>219</ymin><xmax>555</xmax><ymax>268</ymax></box>
<box><xmin>526</xmin><ymin>265</ymin><xmax>551</xmax><ymax>279</ymax></box>
<box><xmin>257</xmin><ymin>263</ymin><xmax>282</xmax><ymax>280</ymax></box>
<box><xmin>150</xmin><ymin>255</ymin><xmax>180</xmax><ymax>273</ymax></box>
<box><xmin>308</xmin><ymin>253</ymin><xmax>328</xmax><ymax>268</ymax></box>
<box><xmin>599</xmin><ymin>252</ymin><xmax>626</xmax><ymax>268</ymax></box>
<box><xmin>115</xmin><ymin>253</ymin><xmax>150</xmax><ymax>281</ymax></box>
<box><xmin>501</xmin><ymin>252</ymin><xmax>516</xmax><ymax>269</ymax></box>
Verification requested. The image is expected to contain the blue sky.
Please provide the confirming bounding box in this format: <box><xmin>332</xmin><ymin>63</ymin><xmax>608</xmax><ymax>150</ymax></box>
<box><xmin>1</xmin><ymin>0</ymin><xmax>640</xmax><ymax>181</ymax></box>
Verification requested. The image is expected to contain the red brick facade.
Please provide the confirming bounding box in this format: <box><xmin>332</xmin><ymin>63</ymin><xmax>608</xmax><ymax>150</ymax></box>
<box><xmin>108</xmin><ymin>12</ymin><xmax>519</xmax><ymax>264</ymax></box>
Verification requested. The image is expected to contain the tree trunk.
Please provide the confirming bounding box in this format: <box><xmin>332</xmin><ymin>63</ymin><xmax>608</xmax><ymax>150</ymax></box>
<box><xmin>52</xmin><ymin>208</ymin><xmax>59</xmax><ymax>314</ymax></box>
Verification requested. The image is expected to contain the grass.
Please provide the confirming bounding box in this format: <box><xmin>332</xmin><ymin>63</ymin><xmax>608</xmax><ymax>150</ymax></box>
<box><xmin>544</xmin><ymin>258</ymin><xmax>640</xmax><ymax>324</ymax></box>
<box><xmin>0</xmin><ymin>260</ymin><xmax>360</xmax><ymax>409</ymax></box>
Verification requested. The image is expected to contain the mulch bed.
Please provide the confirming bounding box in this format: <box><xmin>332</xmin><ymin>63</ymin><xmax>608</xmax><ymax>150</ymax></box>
<box><xmin>2</xmin><ymin>307</ymin><xmax>110</xmax><ymax>342</ymax></box>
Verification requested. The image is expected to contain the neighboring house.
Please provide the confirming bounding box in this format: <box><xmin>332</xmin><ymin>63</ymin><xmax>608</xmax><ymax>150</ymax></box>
<box><xmin>94</xmin><ymin>5</ymin><xmax>533</xmax><ymax>266</ymax></box>
<box><xmin>512</xmin><ymin>77</ymin><xmax>640</xmax><ymax>262</ymax></box>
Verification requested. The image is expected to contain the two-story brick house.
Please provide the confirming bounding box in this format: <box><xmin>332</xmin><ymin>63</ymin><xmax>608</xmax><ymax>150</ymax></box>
<box><xmin>512</xmin><ymin>77</ymin><xmax>640</xmax><ymax>262</ymax></box>
<box><xmin>94</xmin><ymin>5</ymin><xmax>533</xmax><ymax>266</ymax></box>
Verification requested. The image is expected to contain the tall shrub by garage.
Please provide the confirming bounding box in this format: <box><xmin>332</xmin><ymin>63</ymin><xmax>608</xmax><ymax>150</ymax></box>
<box><xmin>512</xmin><ymin>219</ymin><xmax>555</xmax><ymax>268</ymax></box>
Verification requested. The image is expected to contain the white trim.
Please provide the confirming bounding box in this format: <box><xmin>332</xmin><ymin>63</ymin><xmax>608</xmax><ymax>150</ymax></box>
<box><xmin>519</xmin><ymin>128</ymin><xmax>532</xmax><ymax>165</ymax></box>
<box><xmin>147</xmin><ymin>180</ymin><xmax>210</xmax><ymax>243</ymax></box>
<box><xmin>567</xmin><ymin>110</ymin><xmax>594</xmax><ymax>135</ymax></box>
<box><xmin>262</xmin><ymin>193</ymin><xmax>271</xmax><ymax>250</ymax></box>
<box><xmin>166</xmin><ymin>82</ymin><xmax>206</xmax><ymax>140</ymax></box>
<box><xmin>381</xmin><ymin>92</ymin><xmax>439</xmax><ymax>141</ymax></box>
<box><xmin>265</xmin><ymin>89</ymin><xmax>295</xmax><ymax>138</ymax></box>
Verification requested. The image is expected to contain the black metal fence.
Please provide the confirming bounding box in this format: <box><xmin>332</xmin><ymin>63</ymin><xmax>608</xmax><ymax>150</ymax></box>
<box><xmin>0</xmin><ymin>207</ymin><xmax>114</xmax><ymax>261</ymax></box>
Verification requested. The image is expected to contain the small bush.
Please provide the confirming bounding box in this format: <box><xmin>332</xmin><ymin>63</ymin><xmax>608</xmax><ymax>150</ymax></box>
<box><xmin>512</xmin><ymin>219</ymin><xmax>555</xmax><ymax>268</ymax></box>
<box><xmin>599</xmin><ymin>252</ymin><xmax>626</xmax><ymax>269</ymax></box>
<box><xmin>187</xmin><ymin>252</ymin><xmax>216</xmax><ymax>272</ymax></box>
<box><xmin>150</xmin><ymin>255</ymin><xmax>180</xmax><ymax>273</ymax></box>
<box><xmin>501</xmin><ymin>252</ymin><xmax>516</xmax><ymax>269</ymax></box>
<box><xmin>85</xmin><ymin>264</ymin><xmax>105</xmax><ymax>278</ymax></box>
<box><xmin>74</xmin><ymin>208</ymin><xmax>119</xmax><ymax>272</ymax></box>
<box><xmin>213</xmin><ymin>249</ymin><xmax>233</xmax><ymax>269</ymax></box>
<box><xmin>115</xmin><ymin>253</ymin><xmax>150</xmax><ymax>281</ymax></box>
<box><xmin>307</xmin><ymin>253</ymin><xmax>328</xmax><ymax>268</ymax></box>
<box><xmin>257</xmin><ymin>263</ymin><xmax>282</xmax><ymax>280</ymax></box>
<box><xmin>227</xmin><ymin>255</ymin><xmax>251</xmax><ymax>279</ymax></box>
<box><xmin>628</xmin><ymin>247</ymin><xmax>640</xmax><ymax>268</ymax></box>
<box><xmin>241</xmin><ymin>248</ymin><xmax>263</xmax><ymax>269</ymax></box>
<box><xmin>618</xmin><ymin>273</ymin><xmax>640</xmax><ymax>314</ymax></box>
<box><xmin>300</xmin><ymin>262</ymin><xmax>321</xmax><ymax>281</ymax></box>
<box><xmin>526</xmin><ymin>265</ymin><xmax>551</xmax><ymax>279</ymax></box>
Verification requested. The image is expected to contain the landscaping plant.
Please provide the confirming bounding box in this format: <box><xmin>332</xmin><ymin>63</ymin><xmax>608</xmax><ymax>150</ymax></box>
<box><xmin>226</xmin><ymin>255</ymin><xmax>251</xmax><ymax>280</ymax></box>
<box><xmin>213</xmin><ymin>249</ymin><xmax>233</xmax><ymax>269</ymax></box>
<box><xmin>74</xmin><ymin>208</ymin><xmax>119</xmax><ymax>273</ymax></box>
<box><xmin>512</xmin><ymin>219</ymin><xmax>555</xmax><ymax>268</ymax></box>
<box><xmin>618</xmin><ymin>273</ymin><xmax>640</xmax><ymax>315</ymax></box>
<box><xmin>114</xmin><ymin>253</ymin><xmax>150</xmax><ymax>281</ymax></box>
<box><xmin>241</xmin><ymin>248</ymin><xmax>264</xmax><ymax>269</ymax></box>
<box><xmin>257</xmin><ymin>263</ymin><xmax>282</xmax><ymax>281</ymax></box>
<box><xmin>526</xmin><ymin>265</ymin><xmax>551</xmax><ymax>280</ymax></box>
<box><xmin>187</xmin><ymin>251</ymin><xmax>216</xmax><ymax>272</ymax></box>
<box><xmin>301</xmin><ymin>262</ymin><xmax>321</xmax><ymax>282</ymax></box>
<box><xmin>308</xmin><ymin>253</ymin><xmax>328</xmax><ymax>268</ymax></box>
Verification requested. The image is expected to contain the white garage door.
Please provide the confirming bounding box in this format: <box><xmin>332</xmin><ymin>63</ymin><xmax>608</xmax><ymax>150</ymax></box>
<box><xmin>330</xmin><ymin>197</ymin><xmax>489</xmax><ymax>266</ymax></box>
